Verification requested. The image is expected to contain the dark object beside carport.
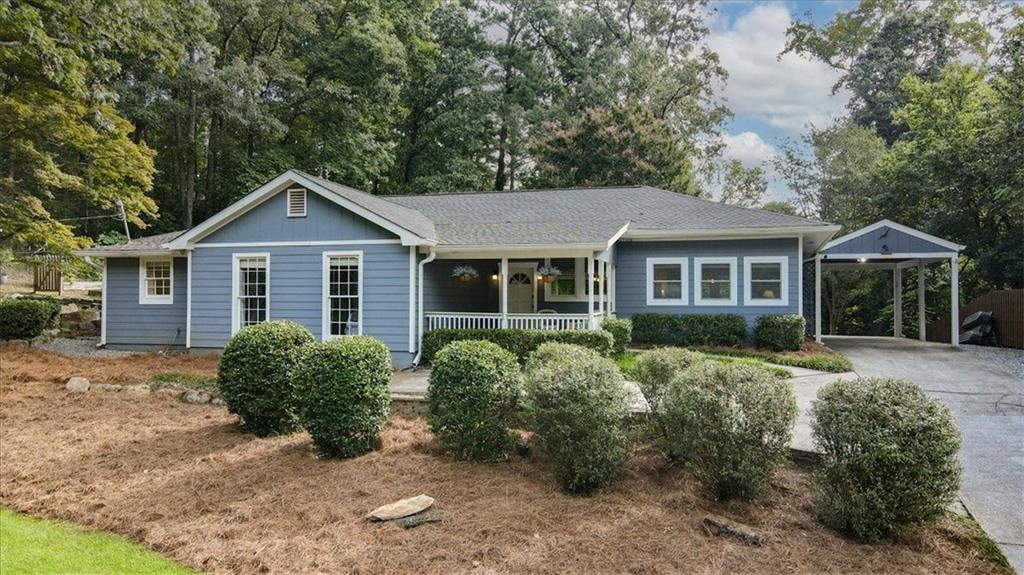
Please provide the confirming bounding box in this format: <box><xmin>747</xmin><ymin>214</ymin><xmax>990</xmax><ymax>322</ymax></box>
<box><xmin>960</xmin><ymin>311</ymin><xmax>996</xmax><ymax>346</ymax></box>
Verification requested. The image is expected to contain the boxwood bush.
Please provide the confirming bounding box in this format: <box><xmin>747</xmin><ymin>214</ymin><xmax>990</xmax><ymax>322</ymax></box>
<box><xmin>631</xmin><ymin>313</ymin><xmax>746</xmax><ymax>346</ymax></box>
<box><xmin>812</xmin><ymin>378</ymin><xmax>961</xmax><ymax>542</ymax></box>
<box><xmin>672</xmin><ymin>363</ymin><xmax>797</xmax><ymax>500</ymax></box>
<box><xmin>427</xmin><ymin>340</ymin><xmax>522</xmax><ymax>461</ymax></box>
<box><xmin>0</xmin><ymin>298</ymin><xmax>58</xmax><ymax>340</ymax></box>
<box><xmin>632</xmin><ymin>348</ymin><xmax>707</xmax><ymax>463</ymax></box>
<box><xmin>217</xmin><ymin>320</ymin><xmax>314</xmax><ymax>437</ymax></box>
<box><xmin>525</xmin><ymin>341</ymin><xmax>599</xmax><ymax>373</ymax></box>
<box><xmin>600</xmin><ymin>317</ymin><xmax>633</xmax><ymax>355</ymax></box>
<box><xmin>421</xmin><ymin>328</ymin><xmax>613</xmax><ymax>364</ymax></box>
<box><xmin>524</xmin><ymin>347</ymin><xmax>630</xmax><ymax>495</ymax></box>
<box><xmin>754</xmin><ymin>314</ymin><xmax>805</xmax><ymax>351</ymax></box>
<box><xmin>295</xmin><ymin>336</ymin><xmax>392</xmax><ymax>458</ymax></box>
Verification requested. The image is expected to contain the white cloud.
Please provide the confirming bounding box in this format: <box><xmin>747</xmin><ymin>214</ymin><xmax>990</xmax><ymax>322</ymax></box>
<box><xmin>708</xmin><ymin>4</ymin><xmax>850</xmax><ymax>135</ymax></box>
<box><xmin>721</xmin><ymin>131</ymin><xmax>776</xmax><ymax>167</ymax></box>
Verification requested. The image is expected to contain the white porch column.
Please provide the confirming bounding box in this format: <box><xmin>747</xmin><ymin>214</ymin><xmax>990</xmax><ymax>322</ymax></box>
<box><xmin>609</xmin><ymin>264</ymin><xmax>616</xmax><ymax>314</ymax></box>
<box><xmin>500</xmin><ymin>257</ymin><xmax>509</xmax><ymax>329</ymax></box>
<box><xmin>587</xmin><ymin>255</ymin><xmax>596</xmax><ymax>329</ymax></box>
<box><xmin>918</xmin><ymin>260</ymin><xmax>926</xmax><ymax>342</ymax></box>
<box><xmin>598</xmin><ymin>260</ymin><xmax>606</xmax><ymax>319</ymax></box>
<box><xmin>893</xmin><ymin>267</ymin><xmax>903</xmax><ymax>337</ymax></box>
<box><xmin>950</xmin><ymin>256</ymin><xmax>959</xmax><ymax>347</ymax></box>
<box><xmin>814</xmin><ymin>255</ymin><xmax>822</xmax><ymax>343</ymax></box>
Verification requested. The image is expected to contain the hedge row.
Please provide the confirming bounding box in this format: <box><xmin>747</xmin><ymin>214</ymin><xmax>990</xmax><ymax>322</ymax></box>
<box><xmin>0</xmin><ymin>296</ymin><xmax>61</xmax><ymax>340</ymax></box>
<box><xmin>421</xmin><ymin>328</ymin><xmax>613</xmax><ymax>364</ymax></box>
<box><xmin>631</xmin><ymin>313</ymin><xmax>747</xmax><ymax>347</ymax></box>
<box><xmin>753</xmin><ymin>315</ymin><xmax>804</xmax><ymax>351</ymax></box>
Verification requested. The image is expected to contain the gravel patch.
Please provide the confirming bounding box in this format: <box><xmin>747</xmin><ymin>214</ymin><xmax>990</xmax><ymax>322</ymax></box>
<box><xmin>962</xmin><ymin>344</ymin><xmax>1024</xmax><ymax>381</ymax></box>
<box><xmin>36</xmin><ymin>337</ymin><xmax>138</xmax><ymax>358</ymax></box>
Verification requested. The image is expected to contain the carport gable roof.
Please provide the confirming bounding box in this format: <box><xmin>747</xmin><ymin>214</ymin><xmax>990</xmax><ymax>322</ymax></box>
<box><xmin>820</xmin><ymin>219</ymin><xmax>965</xmax><ymax>262</ymax></box>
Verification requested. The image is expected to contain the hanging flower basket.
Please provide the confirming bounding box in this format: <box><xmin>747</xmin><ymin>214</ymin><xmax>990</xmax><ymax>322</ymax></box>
<box><xmin>537</xmin><ymin>265</ymin><xmax>562</xmax><ymax>284</ymax></box>
<box><xmin>451</xmin><ymin>265</ymin><xmax>479</xmax><ymax>282</ymax></box>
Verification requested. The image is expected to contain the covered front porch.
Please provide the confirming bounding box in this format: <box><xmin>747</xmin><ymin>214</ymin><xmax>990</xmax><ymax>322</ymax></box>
<box><xmin>421</xmin><ymin>250</ymin><xmax>615</xmax><ymax>334</ymax></box>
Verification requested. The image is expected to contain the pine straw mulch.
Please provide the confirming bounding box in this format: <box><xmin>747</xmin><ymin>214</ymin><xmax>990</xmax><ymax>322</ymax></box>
<box><xmin>0</xmin><ymin>344</ymin><xmax>219</xmax><ymax>385</ymax></box>
<box><xmin>0</xmin><ymin>380</ymin><xmax>1006</xmax><ymax>575</ymax></box>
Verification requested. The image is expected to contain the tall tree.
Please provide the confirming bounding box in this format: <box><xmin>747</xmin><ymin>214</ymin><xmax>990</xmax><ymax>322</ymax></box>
<box><xmin>0</xmin><ymin>0</ymin><xmax>188</xmax><ymax>251</ymax></box>
<box><xmin>718</xmin><ymin>160</ymin><xmax>767</xmax><ymax>208</ymax></box>
<box><xmin>784</xmin><ymin>0</ymin><xmax>996</xmax><ymax>144</ymax></box>
<box><xmin>527</xmin><ymin>104</ymin><xmax>697</xmax><ymax>193</ymax></box>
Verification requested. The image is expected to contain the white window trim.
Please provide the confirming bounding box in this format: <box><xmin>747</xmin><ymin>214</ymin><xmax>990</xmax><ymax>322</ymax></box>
<box><xmin>694</xmin><ymin>257</ymin><xmax>737</xmax><ymax>306</ymax></box>
<box><xmin>744</xmin><ymin>256</ymin><xmax>789</xmax><ymax>306</ymax></box>
<box><xmin>138</xmin><ymin>257</ymin><xmax>174</xmax><ymax>305</ymax></box>
<box><xmin>286</xmin><ymin>187</ymin><xmax>306</xmax><ymax>218</ymax></box>
<box><xmin>543</xmin><ymin>257</ymin><xmax>587</xmax><ymax>302</ymax></box>
<box><xmin>231</xmin><ymin>252</ymin><xmax>270</xmax><ymax>335</ymax></box>
<box><xmin>646</xmin><ymin>257</ymin><xmax>689</xmax><ymax>306</ymax></box>
<box><xmin>322</xmin><ymin>251</ymin><xmax>363</xmax><ymax>340</ymax></box>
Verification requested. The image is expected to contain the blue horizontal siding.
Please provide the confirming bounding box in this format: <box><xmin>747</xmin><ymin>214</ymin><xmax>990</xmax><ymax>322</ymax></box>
<box><xmin>614</xmin><ymin>238</ymin><xmax>800</xmax><ymax>328</ymax></box>
<box><xmin>189</xmin><ymin>244</ymin><xmax>411</xmax><ymax>357</ymax></box>
<box><xmin>106</xmin><ymin>257</ymin><xmax>188</xmax><ymax>346</ymax></box>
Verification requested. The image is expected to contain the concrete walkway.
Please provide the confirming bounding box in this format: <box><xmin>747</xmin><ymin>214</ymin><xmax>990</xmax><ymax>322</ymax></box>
<box><xmin>826</xmin><ymin>336</ymin><xmax>1024</xmax><ymax>573</ymax></box>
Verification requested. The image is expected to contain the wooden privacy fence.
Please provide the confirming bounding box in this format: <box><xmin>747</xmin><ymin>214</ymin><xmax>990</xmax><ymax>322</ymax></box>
<box><xmin>927</xmin><ymin>289</ymin><xmax>1023</xmax><ymax>348</ymax></box>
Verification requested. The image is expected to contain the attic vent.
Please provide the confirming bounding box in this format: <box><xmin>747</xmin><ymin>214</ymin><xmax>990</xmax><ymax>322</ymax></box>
<box><xmin>287</xmin><ymin>188</ymin><xmax>306</xmax><ymax>217</ymax></box>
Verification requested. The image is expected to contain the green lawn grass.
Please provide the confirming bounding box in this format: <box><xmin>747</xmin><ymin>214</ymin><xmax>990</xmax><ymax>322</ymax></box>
<box><xmin>0</xmin><ymin>508</ymin><xmax>195</xmax><ymax>575</ymax></box>
<box><xmin>614</xmin><ymin>351</ymin><xmax>792</xmax><ymax>379</ymax></box>
<box><xmin>691</xmin><ymin>346</ymin><xmax>855</xmax><ymax>373</ymax></box>
<box><xmin>148</xmin><ymin>371</ymin><xmax>218</xmax><ymax>390</ymax></box>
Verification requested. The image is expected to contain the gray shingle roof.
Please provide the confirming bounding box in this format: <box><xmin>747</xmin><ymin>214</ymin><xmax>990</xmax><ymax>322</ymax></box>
<box><xmin>78</xmin><ymin>230</ymin><xmax>184</xmax><ymax>254</ymax></box>
<box><xmin>295</xmin><ymin>171</ymin><xmax>437</xmax><ymax>241</ymax></box>
<box><xmin>388</xmin><ymin>186</ymin><xmax>828</xmax><ymax>246</ymax></box>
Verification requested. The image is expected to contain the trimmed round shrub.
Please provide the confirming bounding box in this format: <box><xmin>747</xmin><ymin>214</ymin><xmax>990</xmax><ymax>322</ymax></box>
<box><xmin>421</xmin><ymin>328</ymin><xmax>613</xmax><ymax>364</ymax></box>
<box><xmin>427</xmin><ymin>340</ymin><xmax>522</xmax><ymax>461</ymax></box>
<box><xmin>632</xmin><ymin>348</ymin><xmax>707</xmax><ymax>463</ymax></box>
<box><xmin>754</xmin><ymin>314</ymin><xmax>805</xmax><ymax>351</ymax></box>
<box><xmin>600</xmin><ymin>317</ymin><xmax>633</xmax><ymax>355</ymax></box>
<box><xmin>525</xmin><ymin>341</ymin><xmax>599</xmax><ymax>373</ymax></box>
<box><xmin>811</xmin><ymin>378</ymin><xmax>961</xmax><ymax>542</ymax></box>
<box><xmin>0</xmin><ymin>298</ymin><xmax>58</xmax><ymax>340</ymax></box>
<box><xmin>525</xmin><ymin>349</ymin><xmax>630</xmax><ymax>495</ymax></box>
<box><xmin>672</xmin><ymin>363</ymin><xmax>797</xmax><ymax>500</ymax></box>
<box><xmin>217</xmin><ymin>320</ymin><xmax>314</xmax><ymax>437</ymax></box>
<box><xmin>295</xmin><ymin>336</ymin><xmax>392</xmax><ymax>458</ymax></box>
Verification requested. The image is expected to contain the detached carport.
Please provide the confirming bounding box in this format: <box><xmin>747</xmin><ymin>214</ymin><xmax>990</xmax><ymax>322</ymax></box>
<box><xmin>812</xmin><ymin>220</ymin><xmax>965</xmax><ymax>346</ymax></box>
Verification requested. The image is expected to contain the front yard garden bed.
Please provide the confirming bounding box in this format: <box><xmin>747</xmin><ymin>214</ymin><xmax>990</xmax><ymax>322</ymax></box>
<box><xmin>0</xmin><ymin>374</ymin><xmax>1006</xmax><ymax>574</ymax></box>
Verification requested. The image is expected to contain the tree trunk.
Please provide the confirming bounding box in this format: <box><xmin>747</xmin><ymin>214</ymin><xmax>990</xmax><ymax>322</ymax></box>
<box><xmin>494</xmin><ymin>122</ymin><xmax>507</xmax><ymax>191</ymax></box>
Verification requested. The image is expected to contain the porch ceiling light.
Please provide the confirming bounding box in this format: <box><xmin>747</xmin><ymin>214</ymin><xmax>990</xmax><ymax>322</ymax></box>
<box><xmin>857</xmin><ymin>257</ymin><xmax>868</xmax><ymax>263</ymax></box>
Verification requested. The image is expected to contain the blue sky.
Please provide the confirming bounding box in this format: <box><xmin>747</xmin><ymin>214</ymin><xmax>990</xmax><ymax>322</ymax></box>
<box><xmin>705</xmin><ymin>1</ymin><xmax>858</xmax><ymax>201</ymax></box>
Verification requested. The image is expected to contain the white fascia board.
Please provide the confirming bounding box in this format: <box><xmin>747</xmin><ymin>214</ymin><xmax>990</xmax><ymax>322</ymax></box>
<box><xmin>75</xmin><ymin>250</ymin><xmax>187</xmax><ymax>258</ymax></box>
<box><xmin>164</xmin><ymin>170</ymin><xmax>433</xmax><ymax>249</ymax></box>
<box><xmin>820</xmin><ymin>252</ymin><xmax>959</xmax><ymax>261</ymax></box>
<box><xmin>623</xmin><ymin>225</ymin><xmax>841</xmax><ymax>242</ymax></box>
<box><xmin>822</xmin><ymin>219</ymin><xmax>965</xmax><ymax>252</ymax></box>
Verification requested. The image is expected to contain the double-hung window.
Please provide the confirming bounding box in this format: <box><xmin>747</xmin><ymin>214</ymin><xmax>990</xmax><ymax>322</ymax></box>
<box><xmin>744</xmin><ymin>256</ymin><xmax>788</xmax><ymax>306</ymax></box>
<box><xmin>139</xmin><ymin>258</ymin><xmax>173</xmax><ymax>305</ymax></box>
<box><xmin>323</xmin><ymin>252</ymin><xmax>362</xmax><ymax>338</ymax></box>
<box><xmin>646</xmin><ymin>257</ymin><xmax>688</xmax><ymax>306</ymax></box>
<box><xmin>544</xmin><ymin>257</ymin><xmax>587</xmax><ymax>301</ymax></box>
<box><xmin>694</xmin><ymin>257</ymin><xmax>737</xmax><ymax>306</ymax></box>
<box><xmin>232</xmin><ymin>254</ymin><xmax>269</xmax><ymax>333</ymax></box>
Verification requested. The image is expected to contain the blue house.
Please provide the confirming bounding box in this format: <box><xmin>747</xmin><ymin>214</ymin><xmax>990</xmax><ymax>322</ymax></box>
<box><xmin>79</xmin><ymin>169</ymin><xmax>849</xmax><ymax>367</ymax></box>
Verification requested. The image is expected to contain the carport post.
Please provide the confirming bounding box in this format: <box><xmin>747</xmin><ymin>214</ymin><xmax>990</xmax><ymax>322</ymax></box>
<box><xmin>814</xmin><ymin>255</ymin><xmax>822</xmax><ymax>343</ymax></box>
<box><xmin>950</xmin><ymin>256</ymin><xmax>959</xmax><ymax>347</ymax></box>
<box><xmin>918</xmin><ymin>260</ymin><xmax>926</xmax><ymax>342</ymax></box>
<box><xmin>893</xmin><ymin>267</ymin><xmax>903</xmax><ymax>337</ymax></box>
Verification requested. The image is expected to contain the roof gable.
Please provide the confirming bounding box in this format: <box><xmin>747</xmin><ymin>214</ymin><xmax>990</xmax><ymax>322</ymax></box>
<box><xmin>165</xmin><ymin>171</ymin><xmax>436</xmax><ymax>249</ymax></box>
<box><xmin>821</xmin><ymin>220</ymin><xmax>964</xmax><ymax>256</ymax></box>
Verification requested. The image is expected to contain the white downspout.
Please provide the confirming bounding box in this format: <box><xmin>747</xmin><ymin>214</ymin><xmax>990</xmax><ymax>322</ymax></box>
<box><xmin>412</xmin><ymin>247</ymin><xmax>437</xmax><ymax>366</ymax></box>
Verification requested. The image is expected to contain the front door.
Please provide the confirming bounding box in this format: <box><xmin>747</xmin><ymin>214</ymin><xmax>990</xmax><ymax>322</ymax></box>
<box><xmin>507</xmin><ymin>264</ymin><xmax>536</xmax><ymax>313</ymax></box>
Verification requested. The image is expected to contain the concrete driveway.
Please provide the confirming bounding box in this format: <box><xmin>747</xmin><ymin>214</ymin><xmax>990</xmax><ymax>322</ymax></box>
<box><xmin>826</xmin><ymin>336</ymin><xmax>1024</xmax><ymax>573</ymax></box>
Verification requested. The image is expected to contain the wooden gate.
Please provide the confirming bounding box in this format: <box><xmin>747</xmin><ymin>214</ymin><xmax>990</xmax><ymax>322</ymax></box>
<box><xmin>33</xmin><ymin>256</ymin><xmax>62</xmax><ymax>293</ymax></box>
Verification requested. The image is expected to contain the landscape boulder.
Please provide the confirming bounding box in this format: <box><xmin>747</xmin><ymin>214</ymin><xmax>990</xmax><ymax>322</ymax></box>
<box><xmin>367</xmin><ymin>495</ymin><xmax>434</xmax><ymax>521</ymax></box>
<box><xmin>65</xmin><ymin>377</ymin><xmax>90</xmax><ymax>392</ymax></box>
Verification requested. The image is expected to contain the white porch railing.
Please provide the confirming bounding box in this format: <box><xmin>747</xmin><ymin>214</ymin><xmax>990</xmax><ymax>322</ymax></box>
<box><xmin>425</xmin><ymin>311</ymin><xmax>600</xmax><ymax>331</ymax></box>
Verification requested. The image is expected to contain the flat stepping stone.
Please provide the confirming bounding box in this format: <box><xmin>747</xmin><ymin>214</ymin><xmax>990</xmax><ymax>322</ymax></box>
<box><xmin>367</xmin><ymin>495</ymin><xmax>434</xmax><ymax>521</ymax></box>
